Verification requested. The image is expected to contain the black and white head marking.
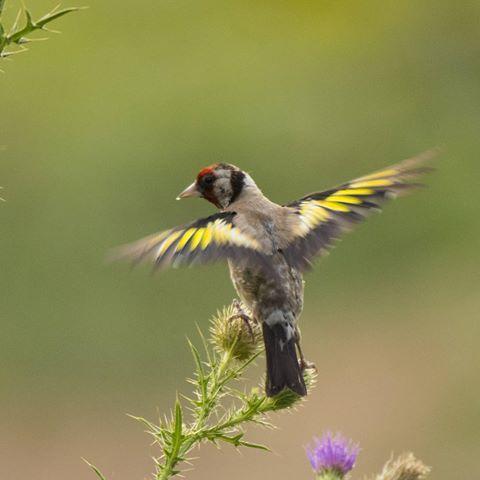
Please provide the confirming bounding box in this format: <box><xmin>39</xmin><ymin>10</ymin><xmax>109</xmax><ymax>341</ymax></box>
<box><xmin>196</xmin><ymin>163</ymin><xmax>249</xmax><ymax>209</ymax></box>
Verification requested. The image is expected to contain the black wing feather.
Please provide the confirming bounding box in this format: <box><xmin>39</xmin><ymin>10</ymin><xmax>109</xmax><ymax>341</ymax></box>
<box><xmin>283</xmin><ymin>150</ymin><xmax>436</xmax><ymax>270</ymax></box>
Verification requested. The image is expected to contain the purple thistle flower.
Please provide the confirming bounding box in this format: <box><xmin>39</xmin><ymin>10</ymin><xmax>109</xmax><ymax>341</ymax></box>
<box><xmin>306</xmin><ymin>432</ymin><xmax>360</xmax><ymax>478</ymax></box>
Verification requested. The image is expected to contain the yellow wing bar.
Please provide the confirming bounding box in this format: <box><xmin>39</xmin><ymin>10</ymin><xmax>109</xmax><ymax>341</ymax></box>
<box><xmin>112</xmin><ymin>212</ymin><xmax>263</xmax><ymax>270</ymax></box>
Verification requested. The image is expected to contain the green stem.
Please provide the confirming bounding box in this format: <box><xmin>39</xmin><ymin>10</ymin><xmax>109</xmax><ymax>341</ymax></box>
<box><xmin>193</xmin><ymin>348</ymin><xmax>233</xmax><ymax>429</ymax></box>
<box><xmin>157</xmin><ymin>349</ymin><xmax>237</xmax><ymax>480</ymax></box>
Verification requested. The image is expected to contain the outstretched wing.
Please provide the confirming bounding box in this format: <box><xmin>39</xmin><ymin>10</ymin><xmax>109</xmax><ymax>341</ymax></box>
<box><xmin>112</xmin><ymin>211</ymin><xmax>266</xmax><ymax>270</ymax></box>
<box><xmin>283</xmin><ymin>150</ymin><xmax>436</xmax><ymax>270</ymax></box>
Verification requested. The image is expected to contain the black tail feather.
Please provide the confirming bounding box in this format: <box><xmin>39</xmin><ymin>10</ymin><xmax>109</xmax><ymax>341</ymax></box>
<box><xmin>262</xmin><ymin>322</ymin><xmax>307</xmax><ymax>397</ymax></box>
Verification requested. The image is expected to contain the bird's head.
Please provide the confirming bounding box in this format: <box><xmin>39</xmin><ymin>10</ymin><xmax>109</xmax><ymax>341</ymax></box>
<box><xmin>176</xmin><ymin>163</ymin><xmax>255</xmax><ymax>209</ymax></box>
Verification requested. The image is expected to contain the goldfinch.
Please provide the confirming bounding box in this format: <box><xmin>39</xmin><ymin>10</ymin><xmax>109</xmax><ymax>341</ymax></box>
<box><xmin>115</xmin><ymin>151</ymin><xmax>434</xmax><ymax>397</ymax></box>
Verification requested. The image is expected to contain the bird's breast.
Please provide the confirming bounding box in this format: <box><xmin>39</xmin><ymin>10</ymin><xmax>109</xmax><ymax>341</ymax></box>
<box><xmin>228</xmin><ymin>255</ymin><xmax>304</xmax><ymax>323</ymax></box>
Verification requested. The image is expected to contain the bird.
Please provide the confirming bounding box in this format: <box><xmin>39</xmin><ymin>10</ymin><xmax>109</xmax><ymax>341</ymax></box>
<box><xmin>113</xmin><ymin>150</ymin><xmax>435</xmax><ymax>397</ymax></box>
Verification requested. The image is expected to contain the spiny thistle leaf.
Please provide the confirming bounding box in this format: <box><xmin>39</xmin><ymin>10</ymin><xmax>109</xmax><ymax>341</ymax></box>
<box><xmin>172</xmin><ymin>398</ymin><xmax>183</xmax><ymax>450</ymax></box>
<box><xmin>238</xmin><ymin>440</ymin><xmax>270</xmax><ymax>451</ymax></box>
<box><xmin>82</xmin><ymin>458</ymin><xmax>107</xmax><ymax>480</ymax></box>
<box><xmin>0</xmin><ymin>3</ymin><xmax>83</xmax><ymax>61</ymax></box>
<box><xmin>187</xmin><ymin>338</ymin><xmax>207</xmax><ymax>400</ymax></box>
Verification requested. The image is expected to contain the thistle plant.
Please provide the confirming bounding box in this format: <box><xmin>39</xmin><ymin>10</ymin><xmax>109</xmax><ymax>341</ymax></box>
<box><xmin>84</xmin><ymin>304</ymin><xmax>434</xmax><ymax>480</ymax></box>
<box><xmin>0</xmin><ymin>1</ymin><xmax>82</xmax><ymax>63</ymax></box>
<box><xmin>86</xmin><ymin>303</ymin><xmax>316</xmax><ymax>480</ymax></box>
<box><xmin>306</xmin><ymin>433</ymin><xmax>431</xmax><ymax>480</ymax></box>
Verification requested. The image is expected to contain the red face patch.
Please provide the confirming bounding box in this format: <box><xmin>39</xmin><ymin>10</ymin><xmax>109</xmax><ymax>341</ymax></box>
<box><xmin>195</xmin><ymin>164</ymin><xmax>221</xmax><ymax>208</ymax></box>
<box><xmin>196</xmin><ymin>165</ymin><xmax>217</xmax><ymax>182</ymax></box>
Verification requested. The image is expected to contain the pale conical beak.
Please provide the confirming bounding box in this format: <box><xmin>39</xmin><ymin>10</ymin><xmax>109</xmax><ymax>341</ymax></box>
<box><xmin>176</xmin><ymin>182</ymin><xmax>201</xmax><ymax>200</ymax></box>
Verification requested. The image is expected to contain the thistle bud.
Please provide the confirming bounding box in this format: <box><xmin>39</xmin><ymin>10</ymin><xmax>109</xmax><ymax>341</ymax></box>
<box><xmin>265</xmin><ymin>367</ymin><xmax>317</xmax><ymax>410</ymax></box>
<box><xmin>210</xmin><ymin>303</ymin><xmax>261</xmax><ymax>361</ymax></box>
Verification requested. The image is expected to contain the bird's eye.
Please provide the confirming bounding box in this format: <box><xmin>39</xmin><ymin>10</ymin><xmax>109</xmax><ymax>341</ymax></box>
<box><xmin>203</xmin><ymin>174</ymin><xmax>215</xmax><ymax>185</ymax></box>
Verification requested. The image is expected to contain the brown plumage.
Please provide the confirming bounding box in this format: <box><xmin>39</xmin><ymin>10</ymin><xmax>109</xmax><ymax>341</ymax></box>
<box><xmin>113</xmin><ymin>151</ymin><xmax>435</xmax><ymax>397</ymax></box>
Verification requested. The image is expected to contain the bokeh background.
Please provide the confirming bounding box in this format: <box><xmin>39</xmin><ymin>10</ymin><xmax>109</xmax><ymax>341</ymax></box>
<box><xmin>1</xmin><ymin>1</ymin><xmax>479</xmax><ymax>479</ymax></box>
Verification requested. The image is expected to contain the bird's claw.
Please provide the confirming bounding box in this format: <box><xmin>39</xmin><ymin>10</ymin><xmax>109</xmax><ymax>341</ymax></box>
<box><xmin>228</xmin><ymin>299</ymin><xmax>256</xmax><ymax>340</ymax></box>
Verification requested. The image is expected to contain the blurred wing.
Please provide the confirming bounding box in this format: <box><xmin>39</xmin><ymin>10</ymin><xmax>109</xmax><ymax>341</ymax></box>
<box><xmin>112</xmin><ymin>211</ymin><xmax>266</xmax><ymax>270</ymax></box>
<box><xmin>284</xmin><ymin>150</ymin><xmax>436</xmax><ymax>270</ymax></box>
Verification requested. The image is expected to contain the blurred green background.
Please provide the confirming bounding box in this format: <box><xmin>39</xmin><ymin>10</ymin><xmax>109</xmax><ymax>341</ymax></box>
<box><xmin>1</xmin><ymin>1</ymin><xmax>479</xmax><ymax>479</ymax></box>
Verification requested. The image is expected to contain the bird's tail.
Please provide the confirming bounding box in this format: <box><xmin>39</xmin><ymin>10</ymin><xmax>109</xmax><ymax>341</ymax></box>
<box><xmin>262</xmin><ymin>322</ymin><xmax>307</xmax><ymax>397</ymax></box>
